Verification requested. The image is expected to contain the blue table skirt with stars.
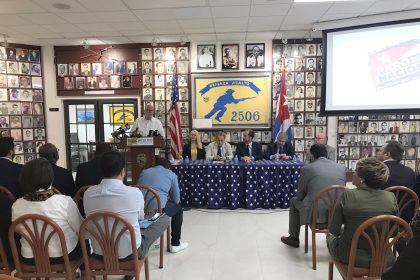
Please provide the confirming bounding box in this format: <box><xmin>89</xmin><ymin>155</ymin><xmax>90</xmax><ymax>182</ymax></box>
<box><xmin>172</xmin><ymin>159</ymin><xmax>303</xmax><ymax>209</ymax></box>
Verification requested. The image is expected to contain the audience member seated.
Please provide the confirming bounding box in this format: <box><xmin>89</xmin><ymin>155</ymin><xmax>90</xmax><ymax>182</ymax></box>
<box><xmin>182</xmin><ymin>129</ymin><xmax>205</xmax><ymax>160</ymax></box>
<box><xmin>305</xmin><ymin>133</ymin><xmax>336</xmax><ymax>163</ymax></box>
<box><xmin>0</xmin><ymin>137</ymin><xmax>22</xmax><ymax>264</ymax></box>
<box><xmin>281</xmin><ymin>144</ymin><xmax>346</xmax><ymax>247</ymax></box>
<box><xmin>327</xmin><ymin>157</ymin><xmax>398</xmax><ymax>267</ymax></box>
<box><xmin>39</xmin><ymin>143</ymin><xmax>75</xmax><ymax>197</ymax></box>
<box><xmin>377</xmin><ymin>141</ymin><xmax>415</xmax><ymax>222</ymax></box>
<box><xmin>138</xmin><ymin>157</ymin><xmax>188</xmax><ymax>253</ymax></box>
<box><xmin>205</xmin><ymin>131</ymin><xmax>233</xmax><ymax>161</ymax></box>
<box><xmin>382</xmin><ymin>209</ymin><xmax>420</xmax><ymax>280</ymax></box>
<box><xmin>235</xmin><ymin>129</ymin><xmax>263</xmax><ymax>162</ymax></box>
<box><xmin>75</xmin><ymin>143</ymin><xmax>113</xmax><ymax>190</ymax></box>
<box><xmin>11</xmin><ymin>158</ymin><xmax>83</xmax><ymax>264</ymax></box>
<box><xmin>266</xmin><ymin>132</ymin><xmax>295</xmax><ymax>160</ymax></box>
<box><xmin>84</xmin><ymin>151</ymin><xmax>170</xmax><ymax>259</ymax></box>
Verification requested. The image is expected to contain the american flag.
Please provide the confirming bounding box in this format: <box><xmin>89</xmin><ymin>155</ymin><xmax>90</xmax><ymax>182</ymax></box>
<box><xmin>168</xmin><ymin>74</ymin><xmax>184</xmax><ymax>159</ymax></box>
<box><xmin>273</xmin><ymin>57</ymin><xmax>292</xmax><ymax>141</ymax></box>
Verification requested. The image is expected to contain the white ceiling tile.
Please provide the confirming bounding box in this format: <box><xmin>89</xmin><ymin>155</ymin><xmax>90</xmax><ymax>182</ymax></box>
<box><xmin>118</xmin><ymin>29</ymin><xmax>153</xmax><ymax>36</ymax></box>
<box><xmin>182</xmin><ymin>26</ymin><xmax>216</xmax><ymax>33</ymax></box>
<box><xmin>85</xmin><ymin>31</ymin><xmax>123</xmax><ymax>37</ymax></box>
<box><xmin>250</xmin><ymin>4</ymin><xmax>290</xmax><ymax>16</ymax></box>
<box><xmin>99</xmin><ymin>36</ymin><xmax>134</xmax><ymax>44</ymax></box>
<box><xmin>211</xmin><ymin>6</ymin><xmax>250</xmax><ymax>18</ymax></box>
<box><xmin>19</xmin><ymin>13</ymin><xmax>68</xmax><ymax>25</ymax></box>
<box><xmin>12</xmin><ymin>24</ymin><xmax>52</xmax><ymax>34</ymax></box>
<box><xmin>123</xmin><ymin>0</ymin><xmax>206</xmax><ymax>9</ymax></box>
<box><xmin>406</xmin><ymin>0</ymin><xmax>420</xmax><ymax>9</ymax></box>
<box><xmin>126</xmin><ymin>35</ymin><xmax>155</xmax><ymax>43</ymax></box>
<box><xmin>143</xmin><ymin>20</ymin><xmax>182</xmax><ymax>29</ymax></box>
<box><xmin>247</xmin><ymin>25</ymin><xmax>279</xmax><ymax>32</ymax></box>
<box><xmin>209</xmin><ymin>0</ymin><xmax>250</xmax><ymax>6</ymax></box>
<box><xmin>61</xmin><ymin>32</ymin><xmax>90</xmax><ymax>38</ymax></box>
<box><xmin>0</xmin><ymin>0</ymin><xmax>46</xmax><ymax>14</ymax></box>
<box><xmin>327</xmin><ymin>1</ymin><xmax>375</xmax><ymax>14</ymax></box>
<box><xmin>32</xmin><ymin>0</ymin><xmax>87</xmax><ymax>13</ymax></box>
<box><xmin>252</xmin><ymin>0</ymin><xmax>292</xmax><ymax>4</ymax></box>
<box><xmin>91</xmin><ymin>11</ymin><xmax>139</xmax><ymax>22</ymax></box>
<box><xmin>57</xmin><ymin>13</ymin><xmax>103</xmax><ymax>23</ymax></box>
<box><xmin>288</xmin><ymin>2</ymin><xmax>331</xmax><ymax>16</ymax></box>
<box><xmin>213</xmin><ymin>17</ymin><xmax>248</xmax><ymax>27</ymax></box>
<box><xmin>282</xmin><ymin>30</ymin><xmax>309</xmax><ymax>39</ymax></box>
<box><xmin>39</xmin><ymin>38</ymin><xmax>84</xmax><ymax>45</ymax></box>
<box><xmin>156</xmin><ymin>35</ymin><xmax>184</xmax><ymax>42</ymax></box>
<box><xmin>246</xmin><ymin>31</ymin><xmax>276</xmax><ymax>40</ymax></box>
<box><xmin>78</xmin><ymin>0</ymin><xmax>129</xmax><ymax>11</ymax></box>
<box><xmin>0</xmin><ymin>15</ymin><xmax>28</xmax><ymax>26</ymax></box>
<box><xmin>110</xmin><ymin>21</ymin><xmax>149</xmax><ymax>31</ymax></box>
<box><xmin>132</xmin><ymin>9</ymin><xmax>175</xmax><ymax>20</ymax></box>
<box><xmin>280</xmin><ymin>24</ymin><xmax>313</xmax><ymax>31</ymax></box>
<box><xmin>42</xmin><ymin>24</ymin><xmax>83</xmax><ymax>33</ymax></box>
<box><xmin>31</xmin><ymin>33</ymin><xmax>62</xmax><ymax>39</ymax></box>
<box><xmin>187</xmin><ymin>33</ymin><xmax>217</xmax><ymax>42</ymax></box>
<box><xmin>178</xmin><ymin>19</ymin><xmax>213</xmax><ymax>29</ymax></box>
<box><xmin>216</xmin><ymin>32</ymin><xmax>246</xmax><ymax>41</ymax></box>
<box><xmin>134</xmin><ymin>7</ymin><xmax>211</xmax><ymax>21</ymax></box>
<box><xmin>361</xmin><ymin>0</ymin><xmax>418</xmax><ymax>15</ymax></box>
<box><xmin>75</xmin><ymin>23</ymin><xmax>118</xmax><ymax>32</ymax></box>
<box><xmin>282</xmin><ymin>15</ymin><xmax>319</xmax><ymax>25</ymax></box>
<box><xmin>249</xmin><ymin>16</ymin><xmax>283</xmax><ymax>26</ymax></box>
<box><xmin>215</xmin><ymin>26</ymin><xmax>247</xmax><ymax>32</ymax></box>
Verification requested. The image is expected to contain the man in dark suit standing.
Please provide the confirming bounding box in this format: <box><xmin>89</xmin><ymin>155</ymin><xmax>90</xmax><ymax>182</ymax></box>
<box><xmin>377</xmin><ymin>141</ymin><xmax>415</xmax><ymax>222</ymax></box>
<box><xmin>75</xmin><ymin>143</ymin><xmax>113</xmax><ymax>190</ymax></box>
<box><xmin>38</xmin><ymin>143</ymin><xmax>75</xmax><ymax>197</ymax></box>
<box><xmin>266</xmin><ymin>132</ymin><xmax>295</xmax><ymax>160</ymax></box>
<box><xmin>281</xmin><ymin>144</ymin><xmax>346</xmax><ymax>248</ymax></box>
<box><xmin>0</xmin><ymin>137</ymin><xmax>22</xmax><ymax>264</ymax></box>
<box><xmin>235</xmin><ymin>129</ymin><xmax>263</xmax><ymax>162</ymax></box>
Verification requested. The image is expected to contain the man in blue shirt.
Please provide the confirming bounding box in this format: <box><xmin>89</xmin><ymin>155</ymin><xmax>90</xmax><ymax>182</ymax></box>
<box><xmin>138</xmin><ymin>157</ymin><xmax>188</xmax><ymax>253</ymax></box>
<box><xmin>84</xmin><ymin>151</ymin><xmax>170</xmax><ymax>259</ymax></box>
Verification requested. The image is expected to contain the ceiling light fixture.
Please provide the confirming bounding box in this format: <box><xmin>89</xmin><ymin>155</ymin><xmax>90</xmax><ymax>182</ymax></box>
<box><xmin>180</xmin><ymin>36</ymin><xmax>187</xmax><ymax>46</ymax></box>
<box><xmin>151</xmin><ymin>37</ymin><xmax>158</xmax><ymax>47</ymax></box>
<box><xmin>305</xmin><ymin>31</ymin><xmax>313</xmax><ymax>42</ymax></box>
<box><xmin>52</xmin><ymin>3</ymin><xmax>71</xmax><ymax>10</ymax></box>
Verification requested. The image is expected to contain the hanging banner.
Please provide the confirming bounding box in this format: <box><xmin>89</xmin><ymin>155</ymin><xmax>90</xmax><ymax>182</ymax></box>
<box><xmin>191</xmin><ymin>72</ymin><xmax>271</xmax><ymax>129</ymax></box>
<box><xmin>109</xmin><ymin>106</ymin><xmax>135</xmax><ymax>124</ymax></box>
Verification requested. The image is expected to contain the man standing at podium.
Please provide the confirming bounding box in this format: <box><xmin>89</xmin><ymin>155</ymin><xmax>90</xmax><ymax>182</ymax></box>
<box><xmin>130</xmin><ymin>104</ymin><xmax>164</xmax><ymax>137</ymax></box>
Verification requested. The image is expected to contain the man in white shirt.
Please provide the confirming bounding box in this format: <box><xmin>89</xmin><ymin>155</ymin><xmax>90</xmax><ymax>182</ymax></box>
<box><xmin>206</xmin><ymin>131</ymin><xmax>234</xmax><ymax>160</ymax></box>
<box><xmin>130</xmin><ymin>104</ymin><xmax>164</xmax><ymax>137</ymax></box>
<box><xmin>84</xmin><ymin>151</ymin><xmax>170</xmax><ymax>259</ymax></box>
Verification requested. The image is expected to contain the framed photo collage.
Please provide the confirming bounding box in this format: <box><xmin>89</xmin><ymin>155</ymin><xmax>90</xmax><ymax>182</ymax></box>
<box><xmin>0</xmin><ymin>45</ymin><xmax>45</xmax><ymax>164</ymax></box>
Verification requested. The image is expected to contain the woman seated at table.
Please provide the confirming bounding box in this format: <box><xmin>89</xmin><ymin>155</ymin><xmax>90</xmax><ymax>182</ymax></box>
<box><xmin>182</xmin><ymin>129</ymin><xmax>205</xmax><ymax>160</ymax></box>
<box><xmin>327</xmin><ymin>157</ymin><xmax>398</xmax><ymax>268</ymax></box>
<box><xmin>11</xmin><ymin>158</ymin><xmax>84</xmax><ymax>264</ymax></box>
<box><xmin>266</xmin><ymin>132</ymin><xmax>295</xmax><ymax>160</ymax></box>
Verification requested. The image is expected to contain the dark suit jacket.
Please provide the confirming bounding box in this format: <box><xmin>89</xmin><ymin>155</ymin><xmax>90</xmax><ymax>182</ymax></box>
<box><xmin>235</xmin><ymin>141</ymin><xmax>263</xmax><ymax>160</ymax></box>
<box><xmin>0</xmin><ymin>158</ymin><xmax>22</xmax><ymax>263</ymax></box>
<box><xmin>182</xmin><ymin>143</ymin><xmax>206</xmax><ymax>160</ymax></box>
<box><xmin>382</xmin><ymin>237</ymin><xmax>420</xmax><ymax>280</ymax></box>
<box><xmin>383</xmin><ymin>160</ymin><xmax>416</xmax><ymax>222</ymax></box>
<box><xmin>75</xmin><ymin>158</ymin><xmax>103</xmax><ymax>190</ymax></box>
<box><xmin>52</xmin><ymin>164</ymin><xmax>75</xmax><ymax>197</ymax></box>
<box><xmin>266</xmin><ymin>142</ymin><xmax>295</xmax><ymax>159</ymax></box>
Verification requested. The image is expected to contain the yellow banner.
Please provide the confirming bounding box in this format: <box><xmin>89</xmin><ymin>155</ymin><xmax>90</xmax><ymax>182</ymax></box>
<box><xmin>109</xmin><ymin>106</ymin><xmax>135</xmax><ymax>124</ymax></box>
<box><xmin>192</xmin><ymin>73</ymin><xmax>271</xmax><ymax>128</ymax></box>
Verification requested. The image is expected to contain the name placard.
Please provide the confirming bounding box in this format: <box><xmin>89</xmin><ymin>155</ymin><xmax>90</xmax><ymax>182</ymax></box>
<box><xmin>127</xmin><ymin>137</ymin><xmax>154</xmax><ymax>146</ymax></box>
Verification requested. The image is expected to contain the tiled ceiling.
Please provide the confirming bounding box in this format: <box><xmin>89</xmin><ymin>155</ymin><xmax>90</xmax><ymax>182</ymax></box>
<box><xmin>0</xmin><ymin>0</ymin><xmax>419</xmax><ymax>45</ymax></box>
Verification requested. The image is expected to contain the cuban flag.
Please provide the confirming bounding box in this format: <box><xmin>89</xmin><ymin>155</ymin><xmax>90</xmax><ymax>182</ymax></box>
<box><xmin>273</xmin><ymin>57</ymin><xmax>292</xmax><ymax>141</ymax></box>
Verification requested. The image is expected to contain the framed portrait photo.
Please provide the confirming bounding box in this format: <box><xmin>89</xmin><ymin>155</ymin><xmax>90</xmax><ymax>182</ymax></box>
<box><xmin>197</xmin><ymin>44</ymin><xmax>215</xmax><ymax>69</ymax></box>
<box><xmin>245</xmin><ymin>43</ymin><xmax>265</xmax><ymax>68</ymax></box>
<box><xmin>221</xmin><ymin>44</ymin><xmax>239</xmax><ymax>70</ymax></box>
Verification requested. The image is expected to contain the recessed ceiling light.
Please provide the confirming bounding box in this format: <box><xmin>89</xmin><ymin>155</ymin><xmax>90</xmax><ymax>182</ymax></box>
<box><xmin>52</xmin><ymin>3</ymin><xmax>71</xmax><ymax>10</ymax></box>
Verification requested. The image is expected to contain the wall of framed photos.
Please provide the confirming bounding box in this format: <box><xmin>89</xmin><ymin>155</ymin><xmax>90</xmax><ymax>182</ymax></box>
<box><xmin>0</xmin><ymin>44</ymin><xmax>45</xmax><ymax>164</ymax></box>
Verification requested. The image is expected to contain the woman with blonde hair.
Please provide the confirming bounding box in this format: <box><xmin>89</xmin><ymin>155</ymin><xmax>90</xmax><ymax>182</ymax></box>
<box><xmin>182</xmin><ymin>129</ymin><xmax>205</xmax><ymax>160</ymax></box>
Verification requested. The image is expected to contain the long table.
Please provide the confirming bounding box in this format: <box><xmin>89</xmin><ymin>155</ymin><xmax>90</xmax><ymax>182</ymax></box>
<box><xmin>172</xmin><ymin>159</ymin><xmax>303</xmax><ymax>209</ymax></box>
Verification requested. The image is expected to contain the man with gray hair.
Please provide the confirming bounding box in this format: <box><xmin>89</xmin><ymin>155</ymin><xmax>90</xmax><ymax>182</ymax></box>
<box><xmin>130</xmin><ymin>104</ymin><xmax>164</xmax><ymax>137</ymax></box>
<box><xmin>305</xmin><ymin>132</ymin><xmax>335</xmax><ymax>163</ymax></box>
<box><xmin>206</xmin><ymin>131</ymin><xmax>233</xmax><ymax>160</ymax></box>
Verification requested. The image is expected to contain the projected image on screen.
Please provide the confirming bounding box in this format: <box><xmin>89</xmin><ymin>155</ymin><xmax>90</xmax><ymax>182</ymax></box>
<box><xmin>323</xmin><ymin>20</ymin><xmax>420</xmax><ymax>115</ymax></box>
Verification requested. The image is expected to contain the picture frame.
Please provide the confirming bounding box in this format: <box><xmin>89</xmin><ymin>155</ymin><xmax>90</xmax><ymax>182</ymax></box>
<box><xmin>197</xmin><ymin>44</ymin><xmax>216</xmax><ymax>69</ymax></box>
<box><xmin>30</xmin><ymin>63</ymin><xmax>41</xmax><ymax>76</ymax></box>
<box><xmin>141</xmin><ymin>48</ymin><xmax>152</xmax><ymax>60</ymax></box>
<box><xmin>245</xmin><ymin>43</ymin><xmax>265</xmax><ymax>68</ymax></box>
<box><xmin>122</xmin><ymin>75</ymin><xmax>132</xmax><ymax>88</ymax></box>
<box><xmin>69</xmin><ymin>63</ymin><xmax>79</xmax><ymax>76</ymax></box>
<box><xmin>92</xmin><ymin>63</ymin><xmax>102</xmax><ymax>75</ymax></box>
<box><xmin>221</xmin><ymin>44</ymin><xmax>239</xmax><ymax>70</ymax></box>
<box><xmin>127</xmin><ymin>62</ymin><xmax>137</xmax><ymax>75</ymax></box>
<box><xmin>77</xmin><ymin>108</ymin><xmax>95</xmax><ymax>123</ymax></box>
<box><xmin>28</xmin><ymin>49</ymin><xmax>40</xmax><ymax>63</ymax></box>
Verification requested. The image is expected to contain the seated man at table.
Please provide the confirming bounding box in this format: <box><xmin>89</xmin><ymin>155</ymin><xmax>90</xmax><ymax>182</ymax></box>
<box><xmin>266</xmin><ymin>132</ymin><xmax>295</xmax><ymax>160</ymax></box>
<box><xmin>206</xmin><ymin>131</ymin><xmax>234</xmax><ymax>161</ymax></box>
<box><xmin>281</xmin><ymin>144</ymin><xmax>346</xmax><ymax>248</ymax></box>
<box><xmin>84</xmin><ymin>151</ymin><xmax>170</xmax><ymax>260</ymax></box>
<box><xmin>138</xmin><ymin>157</ymin><xmax>188</xmax><ymax>253</ymax></box>
<box><xmin>235</xmin><ymin>129</ymin><xmax>263</xmax><ymax>162</ymax></box>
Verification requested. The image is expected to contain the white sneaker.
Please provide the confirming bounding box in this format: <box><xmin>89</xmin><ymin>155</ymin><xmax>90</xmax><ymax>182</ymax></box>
<box><xmin>170</xmin><ymin>242</ymin><xmax>188</xmax><ymax>253</ymax></box>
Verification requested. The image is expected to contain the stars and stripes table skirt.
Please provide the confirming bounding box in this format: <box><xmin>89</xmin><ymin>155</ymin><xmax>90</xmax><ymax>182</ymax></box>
<box><xmin>172</xmin><ymin>159</ymin><xmax>303</xmax><ymax>209</ymax></box>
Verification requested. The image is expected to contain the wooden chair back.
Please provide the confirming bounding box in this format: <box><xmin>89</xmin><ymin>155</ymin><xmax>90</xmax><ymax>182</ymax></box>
<box><xmin>8</xmin><ymin>214</ymin><xmax>81</xmax><ymax>279</ymax></box>
<box><xmin>330</xmin><ymin>215</ymin><xmax>413</xmax><ymax>279</ymax></box>
<box><xmin>133</xmin><ymin>184</ymin><xmax>163</xmax><ymax>215</ymax></box>
<box><xmin>0</xmin><ymin>186</ymin><xmax>15</xmax><ymax>275</ymax></box>
<box><xmin>72</xmin><ymin>185</ymin><xmax>91</xmax><ymax>218</ymax></box>
<box><xmin>384</xmin><ymin>186</ymin><xmax>419</xmax><ymax>220</ymax></box>
<box><xmin>79</xmin><ymin>211</ymin><xmax>147</xmax><ymax>280</ymax></box>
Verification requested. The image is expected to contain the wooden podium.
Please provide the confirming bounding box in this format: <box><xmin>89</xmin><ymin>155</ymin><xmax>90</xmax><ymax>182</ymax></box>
<box><xmin>120</xmin><ymin>136</ymin><xmax>165</xmax><ymax>184</ymax></box>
